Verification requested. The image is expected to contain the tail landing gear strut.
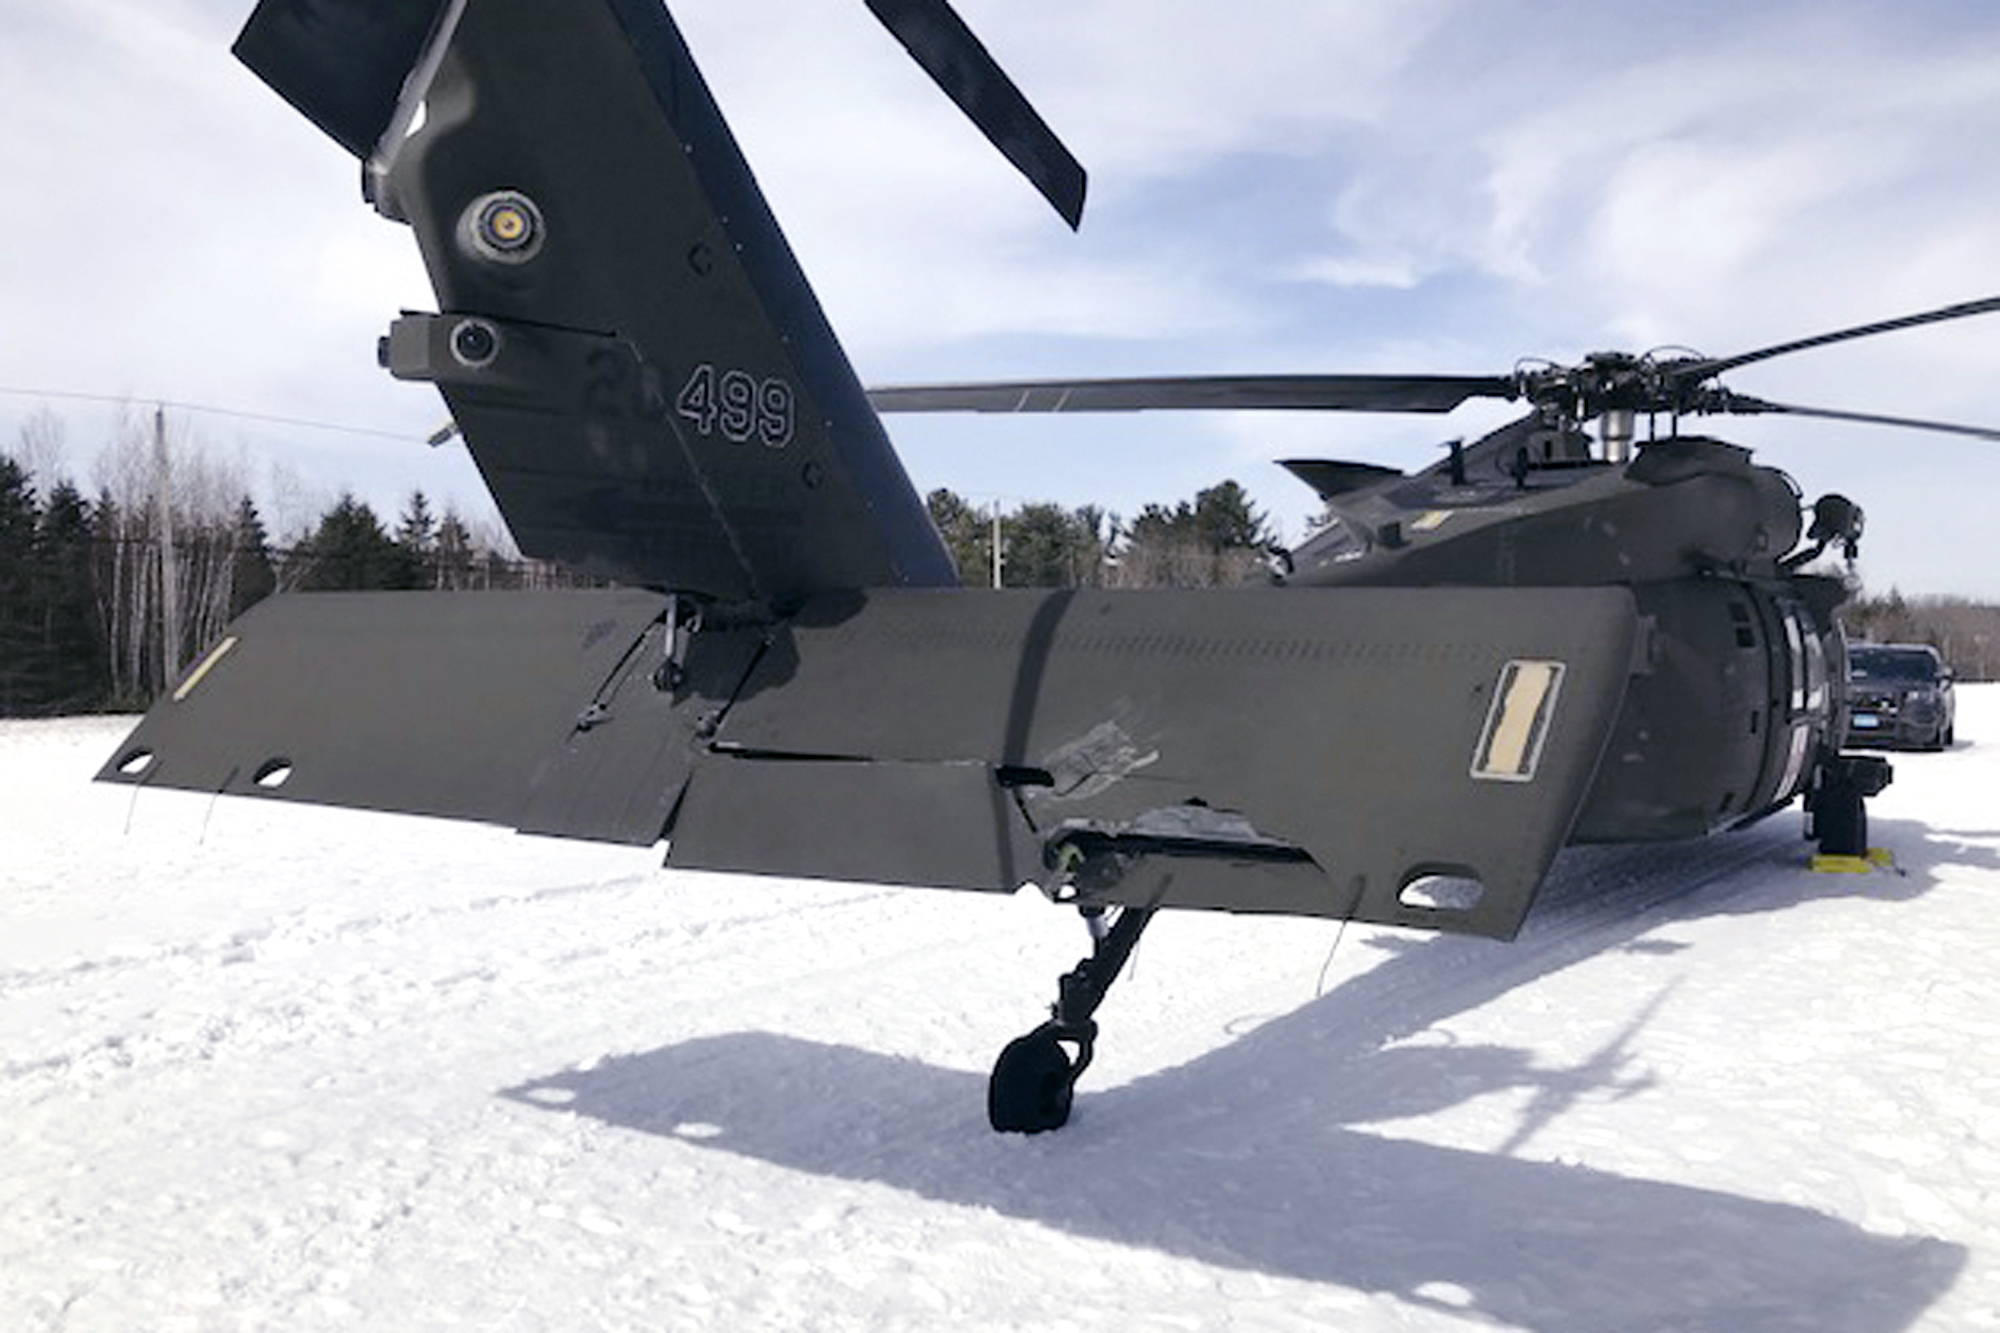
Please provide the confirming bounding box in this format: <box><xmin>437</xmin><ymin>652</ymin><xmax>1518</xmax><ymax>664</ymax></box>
<box><xmin>988</xmin><ymin>904</ymin><xmax>1157</xmax><ymax>1134</ymax></box>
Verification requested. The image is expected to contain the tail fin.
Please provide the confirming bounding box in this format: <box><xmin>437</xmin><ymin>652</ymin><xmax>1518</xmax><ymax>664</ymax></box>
<box><xmin>239</xmin><ymin>0</ymin><xmax>1005</xmax><ymax>606</ymax></box>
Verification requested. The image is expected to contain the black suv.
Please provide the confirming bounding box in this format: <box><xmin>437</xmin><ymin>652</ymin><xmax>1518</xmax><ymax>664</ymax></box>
<box><xmin>1845</xmin><ymin>643</ymin><xmax>1956</xmax><ymax>751</ymax></box>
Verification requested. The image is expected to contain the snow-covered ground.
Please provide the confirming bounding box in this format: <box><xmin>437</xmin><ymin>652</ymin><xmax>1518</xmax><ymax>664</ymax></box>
<box><xmin>4</xmin><ymin>690</ymin><xmax>1997</xmax><ymax>1331</ymax></box>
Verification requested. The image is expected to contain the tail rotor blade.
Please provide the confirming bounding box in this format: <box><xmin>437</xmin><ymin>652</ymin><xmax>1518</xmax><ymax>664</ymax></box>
<box><xmin>233</xmin><ymin>0</ymin><xmax>453</xmax><ymax>158</ymax></box>
<box><xmin>864</xmin><ymin>0</ymin><xmax>1087</xmax><ymax>228</ymax></box>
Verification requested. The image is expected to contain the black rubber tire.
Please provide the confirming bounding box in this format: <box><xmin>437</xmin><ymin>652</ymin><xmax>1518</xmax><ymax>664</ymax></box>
<box><xmin>988</xmin><ymin>1030</ymin><xmax>1076</xmax><ymax>1133</ymax></box>
<box><xmin>1815</xmin><ymin>779</ymin><xmax>1867</xmax><ymax>858</ymax></box>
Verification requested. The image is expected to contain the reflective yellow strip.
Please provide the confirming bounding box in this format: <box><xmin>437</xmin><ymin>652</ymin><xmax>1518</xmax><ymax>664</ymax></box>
<box><xmin>171</xmin><ymin>636</ymin><xmax>239</xmax><ymax>703</ymax></box>
<box><xmin>1474</xmin><ymin>659</ymin><xmax>1564</xmax><ymax>781</ymax></box>
<box><xmin>1412</xmin><ymin>510</ymin><xmax>1452</xmax><ymax>532</ymax></box>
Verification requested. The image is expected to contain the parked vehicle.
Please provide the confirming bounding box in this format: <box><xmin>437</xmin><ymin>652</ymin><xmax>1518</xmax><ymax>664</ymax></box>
<box><xmin>1846</xmin><ymin>643</ymin><xmax>1956</xmax><ymax>750</ymax></box>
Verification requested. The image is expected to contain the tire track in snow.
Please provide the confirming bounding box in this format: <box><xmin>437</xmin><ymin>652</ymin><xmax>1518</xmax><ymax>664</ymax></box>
<box><xmin>0</xmin><ymin>871</ymin><xmax>916</xmax><ymax>1001</ymax></box>
<box><xmin>0</xmin><ymin>869</ymin><xmax>950</xmax><ymax>1097</ymax></box>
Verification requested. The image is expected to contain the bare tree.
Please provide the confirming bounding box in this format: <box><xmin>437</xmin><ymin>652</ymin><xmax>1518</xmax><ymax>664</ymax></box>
<box><xmin>14</xmin><ymin>406</ymin><xmax>67</xmax><ymax>504</ymax></box>
<box><xmin>1843</xmin><ymin>592</ymin><xmax>2000</xmax><ymax>682</ymax></box>
<box><xmin>88</xmin><ymin>405</ymin><xmax>256</xmax><ymax>700</ymax></box>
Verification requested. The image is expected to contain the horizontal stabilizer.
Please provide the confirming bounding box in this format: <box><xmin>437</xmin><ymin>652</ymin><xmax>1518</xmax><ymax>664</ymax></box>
<box><xmin>668</xmin><ymin>585</ymin><xmax>1639</xmax><ymax>937</ymax></box>
<box><xmin>98</xmin><ymin>590</ymin><xmax>746</xmax><ymax>844</ymax></box>
<box><xmin>104</xmin><ymin>584</ymin><xmax>1635</xmax><ymax>938</ymax></box>
<box><xmin>1280</xmin><ymin>459</ymin><xmax>1406</xmax><ymax>500</ymax></box>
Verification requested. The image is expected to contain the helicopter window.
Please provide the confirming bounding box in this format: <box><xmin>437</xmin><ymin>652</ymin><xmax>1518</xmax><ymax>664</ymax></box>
<box><xmin>1775</xmin><ymin>725</ymin><xmax>1811</xmax><ymax>800</ymax></box>
<box><xmin>1782</xmin><ymin>614</ymin><xmax>1806</xmax><ymax>715</ymax></box>
<box><xmin>1774</xmin><ymin>606</ymin><xmax>1826</xmax><ymax>717</ymax></box>
<box><xmin>1802</xmin><ymin>623</ymin><xmax>1828</xmax><ymax>712</ymax></box>
<box><xmin>1299</xmin><ymin>515</ymin><xmax>1365</xmax><ymax>566</ymax></box>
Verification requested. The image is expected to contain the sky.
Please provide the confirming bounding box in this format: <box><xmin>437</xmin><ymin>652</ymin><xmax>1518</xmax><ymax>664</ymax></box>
<box><xmin>5</xmin><ymin>0</ymin><xmax>2000</xmax><ymax>596</ymax></box>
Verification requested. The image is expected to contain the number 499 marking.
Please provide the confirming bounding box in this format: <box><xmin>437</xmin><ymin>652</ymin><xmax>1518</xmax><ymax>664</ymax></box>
<box><xmin>676</xmin><ymin>364</ymin><xmax>795</xmax><ymax>449</ymax></box>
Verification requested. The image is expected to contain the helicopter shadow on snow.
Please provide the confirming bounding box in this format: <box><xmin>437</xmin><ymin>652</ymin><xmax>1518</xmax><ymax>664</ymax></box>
<box><xmin>502</xmin><ymin>818</ymin><xmax>1975</xmax><ymax>1332</ymax></box>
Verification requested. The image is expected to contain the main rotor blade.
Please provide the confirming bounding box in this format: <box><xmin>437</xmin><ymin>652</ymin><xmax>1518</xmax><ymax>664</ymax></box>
<box><xmin>1681</xmin><ymin>295</ymin><xmax>2000</xmax><ymax>382</ymax></box>
<box><xmin>866</xmin><ymin>374</ymin><xmax>1519</xmax><ymax>414</ymax></box>
<box><xmin>864</xmin><ymin>0</ymin><xmax>1087</xmax><ymax>229</ymax></box>
<box><xmin>1709</xmin><ymin>392</ymin><xmax>2000</xmax><ymax>442</ymax></box>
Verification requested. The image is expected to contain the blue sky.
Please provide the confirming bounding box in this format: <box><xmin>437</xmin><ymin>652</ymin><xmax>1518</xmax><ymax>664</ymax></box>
<box><xmin>6</xmin><ymin>0</ymin><xmax>2000</xmax><ymax>596</ymax></box>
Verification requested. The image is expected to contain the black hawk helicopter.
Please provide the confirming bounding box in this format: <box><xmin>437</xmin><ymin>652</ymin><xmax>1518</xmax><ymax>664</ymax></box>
<box><xmin>102</xmin><ymin>0</ymin><xmax>2000</xmax><ymax>1132</ymax></box>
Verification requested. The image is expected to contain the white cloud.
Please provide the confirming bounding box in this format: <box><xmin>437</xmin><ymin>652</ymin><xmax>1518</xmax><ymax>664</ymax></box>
<box><xmin>9</xmin><ymin>0</ymin><xmax>2000</xmax><ymax>595</ymax></box>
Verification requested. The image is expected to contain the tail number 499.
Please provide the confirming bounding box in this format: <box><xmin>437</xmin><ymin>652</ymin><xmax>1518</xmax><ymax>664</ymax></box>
<box><xmin>676</xmin><ymin>364</ymin><xmax>795</xmax><ymax>449</ymax></box>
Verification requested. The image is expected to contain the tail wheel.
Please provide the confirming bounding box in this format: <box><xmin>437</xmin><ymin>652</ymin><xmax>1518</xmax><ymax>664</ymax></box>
<box><xmin>988</xmin><ymin>1028</ymin><xmax>1077</xmax><ymax>1133</ymax></box>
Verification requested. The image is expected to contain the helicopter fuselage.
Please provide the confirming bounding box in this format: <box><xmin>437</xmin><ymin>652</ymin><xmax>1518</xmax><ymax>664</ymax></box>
<box><xmin>1286</xmin><ymin>423</ymin><xmax>1871</xmax><ymax>846</ymax></box>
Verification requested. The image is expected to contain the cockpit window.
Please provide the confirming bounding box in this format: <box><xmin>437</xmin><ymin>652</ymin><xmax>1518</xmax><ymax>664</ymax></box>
<box><xmin>1298</xmin><ymin>515</ymin><xmax>1366</xmax><ymax>567</ymax></box>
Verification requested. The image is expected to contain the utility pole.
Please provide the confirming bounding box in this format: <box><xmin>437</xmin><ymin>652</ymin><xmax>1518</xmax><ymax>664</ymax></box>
<box><xmin>990</xmin><ymin>498</ymin><xmax>1004</xmax><ymax>589</ymax></box>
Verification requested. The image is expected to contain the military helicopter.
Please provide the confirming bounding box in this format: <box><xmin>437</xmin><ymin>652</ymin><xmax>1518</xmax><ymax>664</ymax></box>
<box><xmin>101</xmin><ymin>0</ymin><xmax>1999</xmax><ymax>1133</ymax></box>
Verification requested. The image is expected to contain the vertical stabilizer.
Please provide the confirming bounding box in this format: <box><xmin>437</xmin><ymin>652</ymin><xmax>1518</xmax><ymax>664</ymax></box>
<box><xmin>240</xmin><ymin>0</ymin><xmax>961</xmax><ymax>605</ymax></box>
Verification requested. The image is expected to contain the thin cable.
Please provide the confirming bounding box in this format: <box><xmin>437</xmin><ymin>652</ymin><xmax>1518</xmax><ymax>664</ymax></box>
<box><xmin>1314</xmin><ymin>916</ymin><xmax>1352</xmax><ymax>999</ymax></box>
<box><xmin>0</xmin><ymin>386</ymin><xmax>428</xmax><ymax>444</ymax></box>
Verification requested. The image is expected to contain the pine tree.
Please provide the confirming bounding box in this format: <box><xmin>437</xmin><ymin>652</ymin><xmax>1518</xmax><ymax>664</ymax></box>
<box><xmin>33</xmin><ymin>481</ymin><xmax>108</xmax><ymax>711</ymax></box>
<box><xmin>1191</xmin><ymin>481</ymin><xmax>1272</xmax><ymax>552</ymax></box>
<box><xmin>925</xmin><ymin>488</ymin><xmax>989</xmax><ymax>586</ymax></box>
<box><xmin>1113</xmin><ymin>480</ymin><xmax>1272</xmax><ymax>587</ymax></box>
<box><xmin>0</xmin><ymin>457</ymin><xmax>40</xmax><ymax>713</ymax></box>
<box><xmin>1002</xmin><ymin>502</ymin><xmax>1106</xmax><ymax>588</ymax></box>
<box><xmin>229</xmin><ymin>496</ymin><xmax>277</xmax><ymax>618</ymax></box>
<box><xmin>298</xmin><ymin>494</ymin><xmax>413</xmax><ymax>591</ymax></box>
<box><xmin>434</xmin><ymin>509</ymin><xmax>475</xmax><ymax>590</ymax></box>
<box><xmin>395</xmin><ymin>490</ymin><xmax>437</xmax><ymax>587</ymax></box>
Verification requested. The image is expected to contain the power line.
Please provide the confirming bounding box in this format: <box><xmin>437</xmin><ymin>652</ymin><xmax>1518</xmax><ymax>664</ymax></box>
<box><xmin>0</xmin><ymin>386</ymin><xmax>430</xmax><ymax>444</ymax></box>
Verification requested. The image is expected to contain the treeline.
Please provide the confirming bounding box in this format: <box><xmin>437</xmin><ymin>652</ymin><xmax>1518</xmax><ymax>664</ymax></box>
<box><xmin>0</xmin><ymin>416</ymin><xmax>589</xmax><ymax>716</ymax></box>
<box><xmin>1840</xmin><ymin>591</ymin><xmax>2000</xmax><ymax>682</ymax></box>
<box><xmin>18</xmin><ymin>399</ymin><xmax>1987</xmax><ymax>718</ymax></box>
<box><xmin>927</xmin><ymin>482</ymin><xmax>2000</xmax><ymax>683</ymax></box>
<box><xmin>926</xmin><ymin>479</ymin><xmax>1278</xmax><ymax>588</ymax></box>
<box><xmin>0</xmin><ymin>400</ymin><xmax>1283</xmax><ymax>714</ymax></box>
